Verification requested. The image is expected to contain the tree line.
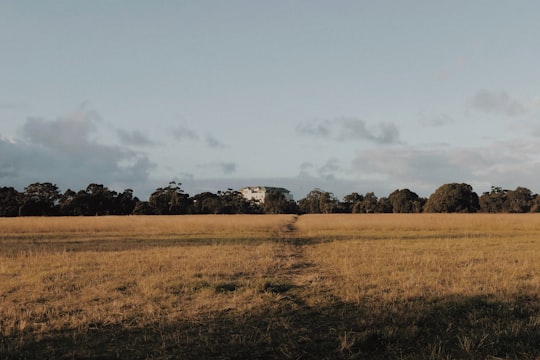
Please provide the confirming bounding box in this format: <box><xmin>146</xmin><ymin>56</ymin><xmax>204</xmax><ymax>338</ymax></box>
<box><xmin>1</xmin><ymin>181</ymin><xmax>540</xmax><ymax>217</ymax></box>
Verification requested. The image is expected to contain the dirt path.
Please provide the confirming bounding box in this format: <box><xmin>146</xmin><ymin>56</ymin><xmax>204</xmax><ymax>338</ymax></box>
<box><xmin>269</xmin><ymin>215</ymin><xmax>329</xmax><ymax>303</ymax></box>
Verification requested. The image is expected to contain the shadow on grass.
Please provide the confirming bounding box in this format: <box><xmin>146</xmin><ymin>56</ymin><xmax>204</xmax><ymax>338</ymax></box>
<box><xmin>3</xmin><ymin>294</ymin><xmax>540</xmax><ymax>360</ymax></box>
<box><xmin>0</xmin><ymin>237</ymin><xmax>273</xmax><ymax>255</ymax></box>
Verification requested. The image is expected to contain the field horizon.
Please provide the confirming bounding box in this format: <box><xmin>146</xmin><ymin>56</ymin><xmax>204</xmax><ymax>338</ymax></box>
<box><xmin>1</xmin><ymin>214</ymin><xmax>540</xmax><ymax>359</ymax></box>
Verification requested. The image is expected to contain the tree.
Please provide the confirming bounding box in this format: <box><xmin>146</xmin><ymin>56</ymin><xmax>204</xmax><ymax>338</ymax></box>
<box><xmin>217</xmin><ymin>189</ymin><xmax>256</xmax><ymax>214</ymax></box>
<box><xmin>389</xmin><ymin>189</ymin><xmax>424</xmax><ymax>213</ymax></box>
<box><xmin>19</xmin><ymin>182</ymin><xmax>61</xmax><ymax>216</ymax></box>
<box><xmin>353</xmin><ymin>192</ymin><xmax>378</xmax><ymax>213</ymax></box>
<box><xmin>148</xmin><ymin>182</ymin><xmax>191</xmax><ymax>215</ymax></box>
<box><xmin>424</xmin><ymin>183</ymin><xmax>479</xmax><ymax>213</ymax></box>
<box><xmin>479</xmin><ymin>186</ymin><xmax>508</xmax><ymax>213</ymax></box>
<box><xmin>376</xmin><ymin>197</ymin><xmax>393</xmax><ymax>213</ymax></box>
<box><xmin>114</xmin><ymin>189</ymin><xmax>138</xmax><ymax>215</ymax></box>
<box><xmin>339</xmin><ymin>192</ymin><xmax>364</xmax><ymax>213</ymax></box>
<box><xmin>190</xmin><ymin>192</ymin><xmax>221</xmax><ymax>214</ymax></box>
<box><xmin>298</xmin><ymin>189</ymin><xmax>337</xmax><ymax>214</ymax></box>
<box><xmin>0</xmin><ymin>187</ymin><xmax>21</xmax><ymax>217</ymax></box>
<box><xmin>264</xmin><ymin>191</ymin><xmax>298</xmax><ymax>214</ymax></box>
<box><xmin>59</xmin><ymin>189</ymin><xmax>83</xmax><ymax>216</ymax></box>
<box><xmin>530</xmin><ymin>194</ymin><xmax>540</xmax><ymax>213</ymax></box>
<box><xmin>133</xmin><ymin>200</ymin><xmax>154</xmax><ymax>215</ymax></box>
<box><xmin>506</xmin><ymin>187</ymin><xmax>533</xmax><ymax>213</ymax></box>
<box><xmin>84</xmin><ymin>183</ymin><xmax>116</xmax><ymax>215</ymax></box>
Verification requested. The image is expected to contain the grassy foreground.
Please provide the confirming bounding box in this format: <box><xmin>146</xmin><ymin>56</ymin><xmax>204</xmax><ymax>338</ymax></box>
<box><xmin>1</xmin><ymin>214</ymin><xmax>540</xmax><ymax>359</ymax></box>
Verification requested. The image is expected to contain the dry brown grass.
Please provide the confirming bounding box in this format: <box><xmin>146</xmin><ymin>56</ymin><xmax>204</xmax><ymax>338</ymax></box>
<box><xmin>0</xmin><ymin>215</ymin><xmax>294</xmax><ymax>253</ymax></box>
<box><xmin>301</xmin><ymin>214</ymin><xmax>540</xmax><ymax>359</ymax></box>
<box><xmin>2</xmin><ymin>214</ymin><xmax>540</xmax><ymax>359</ymax></box>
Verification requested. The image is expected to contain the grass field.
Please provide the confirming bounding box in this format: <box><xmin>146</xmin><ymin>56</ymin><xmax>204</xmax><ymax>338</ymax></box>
<box><xmin>1</xmin><ymin>214</ymin><xmax>540</xmax><ymax>359</ymax></box>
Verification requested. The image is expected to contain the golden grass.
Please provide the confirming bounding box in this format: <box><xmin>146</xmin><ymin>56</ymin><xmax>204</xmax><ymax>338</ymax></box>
<box><xmin>302</xmin><ymin>214</ymin><xmax>540</xmax><ymax>302</ymax></box>
<box><xmin>1</xmin><ymin>243</ymin><xmax>284</xmax><ymax>333</ymax></box>
<box><xmin>301</xmin><ymin>214</ymin><xmax>540</xmax><ymax>359</ymax></box>
<box><xmin>295</xmin><ymin>213</ymin><xmax>540</xmax><ymax>240</ymax></box>
<box><xmin>0</xmin><ymin>215</ymin><xmax>295</xmax><ymax>254</ymax></box>
<box><xmin>2</xmin><ymin>214</ymin><xmax>540</xmax><ymax>359</ymax></box>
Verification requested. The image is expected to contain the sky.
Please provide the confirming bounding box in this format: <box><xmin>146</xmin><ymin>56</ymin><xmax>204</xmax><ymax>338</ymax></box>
<box><xmin>1</xmin><ymin>1</ymin><xmax>540</xmax><ymax>200</ymax></box>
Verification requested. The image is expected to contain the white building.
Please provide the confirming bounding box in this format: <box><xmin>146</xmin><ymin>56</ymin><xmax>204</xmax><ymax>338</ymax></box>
<box><xmin>240</xmin><ymin>186</ymin><xmax>293</xmax><ymax>204</ymax></box>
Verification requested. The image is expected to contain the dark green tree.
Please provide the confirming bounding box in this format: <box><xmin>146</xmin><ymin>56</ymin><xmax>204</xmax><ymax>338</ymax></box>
<box><xmin>263</xmin><ymin>191</ymin><xmax>298</xmax><ymax>214</ymax></box>
<box><xmin>376</xmin><ymin>197</ymin><xmax>393</xmax><ymax>213</ymax></box>
<box><xmin>59</xmin><ymin>189</ymin><xmax>84</xmax><ymax>216</ymax></box>
<box><xmin>340</xmin><ymin>192</ymin><xmax>364</xmax><ymax>213</ymax></box>
<box><xmin>85</xmin><ymin>183</ymin><xmax>116</xmax><ymax>215</ymax></box>
<box><xmin>148</xmin><ymin>181</ymin><xmax>191</xmax><ymax>215</ymax></box>
<box><xmin>424</xmin><ymin>183</ymin><xmax>479</xmax><ymax>213</ymax></box>
<box><xmin>389</xmin><ymin>189</ymin><xmax>424</xmax><ymax>213</ymax></box>
<box><xmin>298</xmin><ymin>189</ymin><xmax>337</xmax><ymax>214</ymax></box>
<box><xmin>479</xmin><ymin>186</ymin><xmax>508</xmax><ymax>213</ymax></box>
<box><xmin>19</xmin><ymin>182</ymin><xmax>61</xmax><ymax>216</ymax></box>
<box><xmin>190</xmin><ymin>192</ymin><xmax>222</xmax><ymax>214</ymax></box>
<box><xmin>114</xmin><ymin>189</ymin><xmax>138</xmax><ymax>215</ymax></box>
<box><xmin>353</xmin><ymin>192</ymin><xmax>378</xmax><ymax>213</ymax></box>
<box><xmin>506</xmin><ymin>187</ymin><xmax>533</xmax><ymax>213</ymax></box>
<box><xmin>133</xmin><ymin>200</ymin><xmax>154</xmax><ymax>215</ymax></box>
<box><xmin>0</xmin><ymin>187</ymin><xmax>21</xmax><ymax>217</ymax></box>
<box><xmin>217</xmin><ymin>189</ymin><xmax>256</xmax><ymax>214</ymax></box>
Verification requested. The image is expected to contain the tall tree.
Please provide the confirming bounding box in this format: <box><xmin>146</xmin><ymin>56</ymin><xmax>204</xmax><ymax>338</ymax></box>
<box><xmin>190</xmin><ymin>192</ymin><xmax>222</xmax><ymax>214</ymax></box>
<box><xmin>389</xmin><ymin>189</ymin><xmax>424</xmax><ymax>213</ymax></box>
<box><xmin>479</xmin><ymin>186</ymin><xmax>508</xmax><ymax>213</ymax></box>
<box><xmin>19</xmin><ymin>182</ymin><xmax>61</xmax><ymax>216</ymax></box>
<box><xmin>340</xmin><ymin>192</ymin><xmax>364</xmax><ymax>213</ymax></box>
<box><xmin>353</xmin><ymin>192</ymin><xmax>378</xmax><ymax>213</ymax></box>
<box><xmin>264</xmin><ymin>191</ymin><xmax>298</xmax><ymax>214</ymax></box>
<box><xmin>114</xmin><ymin>189</ymin><xmax>138</xmax><ymax>215</ymax></box>
<box><xmin>424</xmin><ymin>183</ymin><xmax>479</xmax><ymax>213</ymax></box>
<box><xmin>85</xmin><ymin>183</ymin><xmax>116</xmax><ymax>215</ymax></box>
<box><xmin>506</xmin><ymin>187</ymin><xmax>533</xmax><ymax>213</ymax></box>
<box><xmin>148</xmin><ymin>181</ymin><xmax>191</xmax><ymax>215</ymax></box>
<box><xmin>0</xmin><ymin>187</ymin><xmax>21</xmax><ymax>217</ymax></box>
<box><xmin>217</xmin><ymin>189</ymin><xmax>256</xmax><ymax>214</ymax></box>
<box><xmin>298</xmin><ymin>189</ymin><xmax>337</xmax><ymax>214</ymax></box>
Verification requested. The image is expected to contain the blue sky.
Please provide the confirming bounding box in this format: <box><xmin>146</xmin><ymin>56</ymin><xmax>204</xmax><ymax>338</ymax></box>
<box><xmin>2</xmin><ymin>1</ymin><xmax>540</xmax><ymax>200</ymax></box>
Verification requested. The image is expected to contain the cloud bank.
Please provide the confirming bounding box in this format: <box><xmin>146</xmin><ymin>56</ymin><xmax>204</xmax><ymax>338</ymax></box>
<box><xmin>0</xmin><ymin>109</ymin><xmax>156</xmax><ymax>193</ymax></box>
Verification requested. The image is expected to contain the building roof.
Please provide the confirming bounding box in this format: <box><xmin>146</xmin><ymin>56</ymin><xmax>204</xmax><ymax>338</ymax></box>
<box><xmin>240</xmin><ymin>186</ymin><xmax>290</xmax><ymax>193</ymax></box>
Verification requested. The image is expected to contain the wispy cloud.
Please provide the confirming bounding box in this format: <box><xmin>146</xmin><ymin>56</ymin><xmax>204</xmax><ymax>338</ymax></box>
<box><xmin>418</xmin><ymin>114</ymin><xmax>455</xmax><ymax>127</ymax></box>
<box><xmin>219</xmin><ymin>162</ymin><xmax>236</xmax><ymax>174</ymax></box>
<box><xmin>198</xmin><ymin>161</ymin><xmax>236</xmax><ymax>175</ymax></box>
<box><xmin>171</xmin><ymin>126</ymin><xmax>226</xmax><ymax>148</ymax></box>
<box><xmin>117</xmin><ymin>129</ymin><xmax>156</xmax><ymax>146</ymax></box>
<box><xmin>172</xmin><ymin>126</ymin><xmax>200</xmax><ymax>141</ymax></box>
<box><xmin>205</xmin><ymin>134</ymin><xmax>226</xmax><ymax>149</ymax></box>
<box><xmin>470</xmin><ymin>90</ymin><xmax>527</xmax><ymax>116</ymax></box>
<box><xmin>296</xmin><ymin>118</ymin><xmax>400</xmax><ymax>144</ymax></box>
